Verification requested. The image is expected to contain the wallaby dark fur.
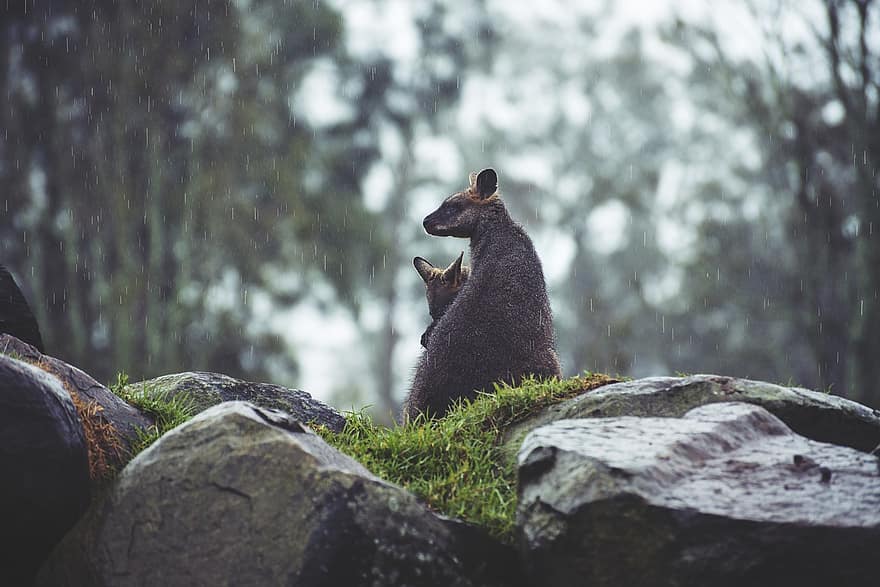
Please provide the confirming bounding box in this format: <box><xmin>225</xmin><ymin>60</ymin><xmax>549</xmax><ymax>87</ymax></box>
<box><xmin>404</xmin><ymin>168</ymin><xmax>562</xmax><ymax>420</ymax></box>
<box><xmin>0</xmin><ymin>264</ymin><xmax>45</xmax><ymax>352</ymax></box>
<box><xmin>413</xmin><ymin>252</ymin><xmax>470</xmax><ymax>348</ymax></box>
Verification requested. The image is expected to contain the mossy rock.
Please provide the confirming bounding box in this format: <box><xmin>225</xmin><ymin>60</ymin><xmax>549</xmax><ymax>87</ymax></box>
<box><xmin>124</xmin><ymin>371</ymin><xmax>345</xmax><ymax>432</ymax></box>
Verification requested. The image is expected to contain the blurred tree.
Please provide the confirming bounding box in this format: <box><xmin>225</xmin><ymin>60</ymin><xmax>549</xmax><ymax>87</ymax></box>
<box><xmin>553</xmin><ymin>30</ymin><xmax>679</xmax><ymax>377</ymax></box>
<box><xmin>665</xmin><ymin>0</ymin><xmax>879</xmax><ymax>405</ymax></box>
<box><xmin>664</xmin><ymin>195</ymin><xmax>817</xmax><ymax>385</ymax></box>
<box><xmin>0</xmin><ymin>0</ymin><xmax>377</xmax><ymax>385</ymax></box>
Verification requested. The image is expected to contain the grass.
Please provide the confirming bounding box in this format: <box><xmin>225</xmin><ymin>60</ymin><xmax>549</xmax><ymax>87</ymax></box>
<box><xmin>0</xmin><ymin>348</ymin><xmax>23</xmax><ymax>361</ymax></box>
<box><xmin>109</xmin><ymin>372</ymin><xmax>196</xmax><ymax>455</ymax></box>
<box><xmin>315</xmin><ymin>372</ymin><xmax>614</xmax><ymax>543</ymax></box>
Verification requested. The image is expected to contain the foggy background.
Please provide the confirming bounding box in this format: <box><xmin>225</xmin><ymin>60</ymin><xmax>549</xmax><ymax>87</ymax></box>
<box><xmin>2</xmin><ymin>0</ymin><xmax>878</xmax><ymax>419</ymax></box>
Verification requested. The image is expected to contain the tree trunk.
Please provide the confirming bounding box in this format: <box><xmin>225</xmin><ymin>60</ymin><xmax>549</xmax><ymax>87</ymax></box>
<box><xmin>375</xmin><ymin>138</ymin><xmax>414</xmax><ymax>423</ymax></box>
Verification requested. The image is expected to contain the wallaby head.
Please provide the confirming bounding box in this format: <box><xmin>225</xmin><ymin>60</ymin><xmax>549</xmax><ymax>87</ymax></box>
<box><xmin>422</xmin><ymin>168</ymin><xmax>501</xmax><ymax>238</ymax></box>
<box><xmin>413</xmin><ymin>252</ymin><xmax>469</xmax><ymax>320</ymax></box>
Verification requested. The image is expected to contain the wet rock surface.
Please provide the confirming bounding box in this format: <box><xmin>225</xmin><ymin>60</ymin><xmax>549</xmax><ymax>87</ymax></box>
<box><xmin>0</xmin><ymin>353</ymin><xmax>90</xmax><ymax>585</ymax></box>
<box><xmin>38</xmin><ymin>401</ymin><xmax>520</xmax><ymax>587</ymax></box>
<box><xmin>126</xmin><ymin>370</ymin><xmax>346</xmax><ymax>432</ymax></box>
<box><xmin>504</xmin><ymin>374</ymin><xmax>880</xmax><ymax>458</ymax></box>
<box><xmin>517</xmin><ymin>402</ymin><xmax>880</xmax><ymax>587</ymax></box>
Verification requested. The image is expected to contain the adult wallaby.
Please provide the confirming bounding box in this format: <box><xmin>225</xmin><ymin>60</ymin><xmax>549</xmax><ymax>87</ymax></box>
<box><xmin>404</xmin><ymin>168</ymin><xmax>561</xmax><ymax>420</ymax></box>
<box><xmin>413</xmin><ymin>252</ymin><xmax>470</xmax><ymax>348</ymax></box>
<box><xmin>0</xmin><ymin>264</ymin><xmax>45</xmax><ymax>352</ymax></box>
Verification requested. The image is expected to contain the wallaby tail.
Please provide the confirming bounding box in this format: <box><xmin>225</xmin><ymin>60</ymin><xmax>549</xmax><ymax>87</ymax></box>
<box><xmin>0</xmin><ymin>264</ymin><xmax>45</xmax><ymax>352</ymax></box>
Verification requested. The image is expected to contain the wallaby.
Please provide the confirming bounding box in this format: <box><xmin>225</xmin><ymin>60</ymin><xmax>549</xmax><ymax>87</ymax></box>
<box><xmin>404</xmin><ymin>168</ymin><xmax>562</xmax><ymax>420</ymax></box>
<box><xmin>0</xmin><ymin>264</ymin><xmax>45</xmax><ymax>352</ymax></box>
<box><xmin>413</xmin><ymin>252</ymin><xmax>470</xmax><ymax>348</ymax></box>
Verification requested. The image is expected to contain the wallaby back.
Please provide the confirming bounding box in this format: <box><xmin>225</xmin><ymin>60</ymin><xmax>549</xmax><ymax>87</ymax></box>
<box><xmin>404</xmin><ymin>169</ymin><xmax>561</xmax><ymax>420</ymax></box>
<box><xmin>413</xmin><ymin>252</ymin><xmax>469</xmax><ymax>348</ymax></box>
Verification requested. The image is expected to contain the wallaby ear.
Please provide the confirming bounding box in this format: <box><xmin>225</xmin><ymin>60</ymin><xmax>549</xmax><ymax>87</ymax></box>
<box><xmin>413</xmin><ymin>257</ymin><xmax>435</xmax><ymax>283</ymax></box>
<box><xmin>468</xmin><ymin>171</ymin><xmax>478</xmax><ymax>187</ymax></box>
<box><xmin>444</xmin><ymin>251</ymin><xmax>465</xmax><ymax>286</ymax></box>
<box><xmin>475</xmin><ymin>168</ymin><xmax>498</xmax><ymax>199</ymax></box>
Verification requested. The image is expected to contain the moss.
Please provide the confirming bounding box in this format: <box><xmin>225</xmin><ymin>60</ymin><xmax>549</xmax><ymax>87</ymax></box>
<box><xmin>315</xmin><ymin>373</ymin><xmax>615</xmax><ymax>543</ymax></box>
<box><xmin>0</xmin><ymin>348</ymin><xmax>23</xmax><ymax>361</ymax></box>
<box><xmin>109</xmin><ymin>372</ymin><xmax>196</xmax><ymax>455</ymax></box>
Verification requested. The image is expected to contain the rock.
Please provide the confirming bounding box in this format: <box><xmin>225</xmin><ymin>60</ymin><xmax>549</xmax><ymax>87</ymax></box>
<box><xmin>0</xmin><ymin>353</ymin><xmax>90</xmax><ymax>585</ymax></box>
<box><xmin>125</xmin><ymin>370</ymin><xmax>346</xmax><ymax>432</ymax></box>
<box><xmin>504</xmin><ymin>374</ymin><xmax>880</xmax><ymax>458</ymax></box>
<box><xmin>0</xmin><ymin>264</ymin><xmax>45</xmax><ymax>351</ymax></box>
<box><xmin>517</xmin><ymin>402</ymin><xmax>880</xmax><ymax>587</ymax></box>
<box><xmin>38</xmin><ymin>401</ymin><xmax>520</xmax><ymax>587</ymax></box>
<box><xmin>1</xmin><ymin>333</ymin><xmax>153</xmax><ymax>477</ymax></box>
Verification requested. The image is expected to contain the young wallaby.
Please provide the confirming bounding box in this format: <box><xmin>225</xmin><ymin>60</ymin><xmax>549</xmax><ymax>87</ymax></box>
<box><xmin>404</xmin><ymin>168</ymin><xmax>562</xmax><ymax>420</ymax></box>
<box><xmin>0</xmin><ymin>264</ymin><xmax>45</xmax><ymax>352</ymax></box>
<box><xmin>413</xmin><ymin>252</ymin><xmax>470</xmax><ymax>348</ymax></box>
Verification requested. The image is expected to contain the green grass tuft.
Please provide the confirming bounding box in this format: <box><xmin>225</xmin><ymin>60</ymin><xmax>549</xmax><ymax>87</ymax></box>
<box><xmin>110</xmin><ymin>372</ymin><xmax>196</xmax><ymax>455</ymax></box>
<box><xmin>315</xmin><ymin>372</ymin><xmax>614</xmax><ymax>543</ymax></box>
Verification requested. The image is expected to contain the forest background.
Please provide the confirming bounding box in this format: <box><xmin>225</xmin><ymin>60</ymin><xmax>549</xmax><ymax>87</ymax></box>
<box><xmin>2</xmin><ymin>0</ymin><xmax>878</xmax><ymax>420</ymax></box>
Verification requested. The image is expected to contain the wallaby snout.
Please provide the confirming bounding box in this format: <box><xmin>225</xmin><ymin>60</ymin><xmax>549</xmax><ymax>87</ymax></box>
<box><xmin>422</xmin><ymin>168</ymin><xmax>500</xmax><ymax>238</ymax></box>
<box><xmin>423</xmin><ymin>206</ymin><xmax>462</xmax><ymax>237</ymax></box>
<box><xmin>422</xmin><ymin>214</ymin><xmax>441</xmax><ymax>236</ymax></box>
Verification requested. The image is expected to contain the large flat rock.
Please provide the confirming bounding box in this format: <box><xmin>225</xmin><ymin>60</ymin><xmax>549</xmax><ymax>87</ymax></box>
<box><xmin>504</xmin><ymin>375</ymin><xmax>880</xmax><ymax>458</ymax></box>
<box><xmin>517</xmin><ymin>402</ymin><xmax>880</xmax><ymax>586</ymax></box>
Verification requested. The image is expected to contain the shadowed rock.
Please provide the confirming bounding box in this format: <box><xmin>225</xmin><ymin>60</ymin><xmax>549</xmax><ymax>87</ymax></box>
<box><xmin>0</xmin><ymin>264</ymin><xmax>44</xmax><ymax>352</ymax></box>
<box><xmin>517</xmin><ymin>402</ymin><xmax>880</xmax><ymax>587</ymax></box>
<box><xmin>0</xmin><ymin>354</ymin><xmax>90</xmax><ymax>585</ymax></box>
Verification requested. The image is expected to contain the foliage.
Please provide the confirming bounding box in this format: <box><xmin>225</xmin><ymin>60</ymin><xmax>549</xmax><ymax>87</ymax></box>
<box><xmin>316</xmin><ymin>373</ymin><xmax>614</xmax><ymax>542</ymax></box>
<box><xmin>109</xmin><ymin>372</ymin><xmax>195</xmax><ymax>455</ymax></box>
<box><xmin>663</xmin><ymin>0</ymin><xmax>880</xmax><ymax>405</ymax></box>
<box><xmin>0</xmin><ymin>0</ymin><xmax>379</xmax><ymax>387</ymax></box>
<box><xmin>3</xmin><ymin>0</ymin><xmax>878</xmax><ymax>414</ymax></box>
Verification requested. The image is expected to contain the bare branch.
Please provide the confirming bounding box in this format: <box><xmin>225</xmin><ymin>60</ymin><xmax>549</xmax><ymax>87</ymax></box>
<box><xmin>855</xmin><ymin>0</ymin><xmax>872</xmax><ymax>110</ymax></box>
<box><xmin>824</xmin><ymin>0</ymin><xmax>854</xmax><ymax>113</ymax></box>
